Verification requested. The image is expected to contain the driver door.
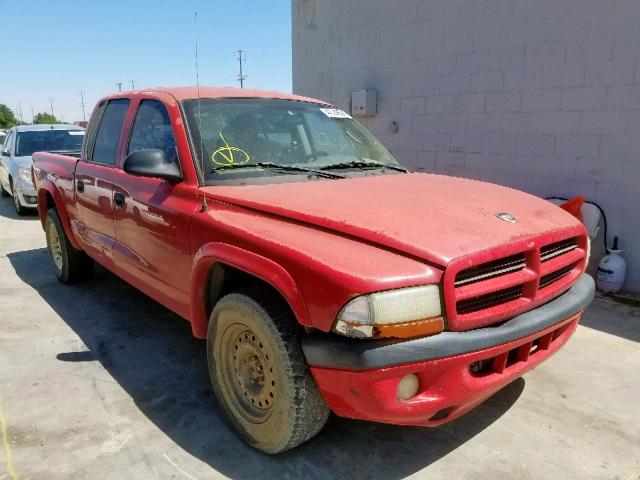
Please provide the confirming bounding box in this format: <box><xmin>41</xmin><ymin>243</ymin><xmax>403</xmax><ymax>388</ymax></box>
<box><xmin>112</xmin><ymin>98</ymin><xmax>196</xmax><ymax>317</ymax></box>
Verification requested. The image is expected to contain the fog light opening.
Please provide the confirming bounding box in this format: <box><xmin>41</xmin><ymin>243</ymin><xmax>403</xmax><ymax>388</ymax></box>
<box><xmin>397</xmin><ymin>373</ymin><xmax>420</xmax><ymax>400</ymax></box>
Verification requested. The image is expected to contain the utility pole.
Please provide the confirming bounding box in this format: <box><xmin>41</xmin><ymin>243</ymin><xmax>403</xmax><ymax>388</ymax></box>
<box><xmin>130</xmin><ymin>80</ymin><xmax>136</xmax><ymax>90</ymax></box>
<box><xmin>17</xmin><ymin>102</ymin><xmax>23</xmax><ymax>123</ymax></box>
<box><xmin>115</xmin><ymin>82</ymin><xmax>123</xmax><ymax>92</ymax></box>
<box><xmin>80</xmin><ymin>91</ymin><xmax>87</xmax><ymax>121</ymax></box>
<box><xmin>49</xmin><ymin>98</ymin><xmax>55</xmax><ymax>117</ymax></box>
<box><xmin>30</xmin><ymin>104</ymin><xmax>35</xmax><ymax>124</ymax></box>
<box><xmin>236</xmin><ymin>50</ymin><xmax>247</xmax><ymax>88</ymax></box>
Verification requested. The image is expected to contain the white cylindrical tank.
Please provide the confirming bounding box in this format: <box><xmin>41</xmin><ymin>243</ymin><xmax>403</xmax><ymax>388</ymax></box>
<box><xmin>596</xmin><ymin>237</ymin><xmax>626</xmax><ymax>293</ymax></box>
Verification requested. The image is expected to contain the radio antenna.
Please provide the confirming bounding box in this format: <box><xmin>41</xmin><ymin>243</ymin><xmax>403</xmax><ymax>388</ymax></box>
<box><xmin>194</xmin><ymin>10</ymin><xmax>207</xmax><ymax>211</ymax></box>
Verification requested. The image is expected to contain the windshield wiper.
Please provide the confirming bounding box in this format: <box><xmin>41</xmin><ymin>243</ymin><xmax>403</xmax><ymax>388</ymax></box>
<box><xmin>210</xmin><ymin>162</ymin><xmax>345</xmax><ymax>179</ymax></box>
<box><xmin>319</xmin><ymin>160</ymin><xmax>408</xmax><ymax>173</ymax></box>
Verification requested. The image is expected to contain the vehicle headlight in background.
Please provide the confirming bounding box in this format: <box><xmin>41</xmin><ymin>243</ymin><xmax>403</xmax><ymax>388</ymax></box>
<box><xmin>18</xmin><ymin>168</ymin><xmax>33</xmax><ymax>184</ymax></box>
<box><xmin>333</xmin><ymin>285</ymin><xmax>444</xmax><ymax>339</ymax></box>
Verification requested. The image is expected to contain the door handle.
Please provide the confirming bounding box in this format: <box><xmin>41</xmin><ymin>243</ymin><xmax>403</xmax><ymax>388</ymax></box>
<box><xmin>114</xmin><ymin>192</ymin><xmax>125</xmax><ymax>207</ymax></box>
<box><xmin>77</xmin><ymin>179</ymin><xmax>84</xmax><ymax>193</ymax></box>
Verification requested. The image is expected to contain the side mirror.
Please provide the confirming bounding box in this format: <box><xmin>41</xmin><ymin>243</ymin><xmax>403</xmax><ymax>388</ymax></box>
<box><xmin>123</xmin><ymin>149</ymin><xmax>182</xmax><ymax>182</ymax></box>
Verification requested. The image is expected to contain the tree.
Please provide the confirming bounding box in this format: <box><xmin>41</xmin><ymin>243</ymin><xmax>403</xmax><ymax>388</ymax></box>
<box><xmin>0</xmin><ymin>104</ymin><xmax>18</xmax><ymax>129</ymax></box>
<box><xmin>33</xmin><ymin>112</ymin><xmax>60</xmax><ymax>124</ymax></box>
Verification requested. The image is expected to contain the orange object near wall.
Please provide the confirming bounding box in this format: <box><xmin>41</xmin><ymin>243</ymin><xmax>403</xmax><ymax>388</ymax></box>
<box><xmin>560</xmin><ymin>196</ymin><xmax>585</xmax><ymax>223</ymax></box>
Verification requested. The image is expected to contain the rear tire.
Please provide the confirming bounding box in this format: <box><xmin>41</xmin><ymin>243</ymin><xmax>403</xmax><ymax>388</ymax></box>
<box><xmin>45</xmin><ymin>208</ymin><xmax>94</xmax><ymax>283</ymax></box>
<box><xmin>207</xmin><ymin>289</ymin><xmax>330</xmax><ymax>454</ymax></box>
<box><xmin>10</xmin><ymin>179</ymin><xmax>27</xmax><ymax>216</ymax></box>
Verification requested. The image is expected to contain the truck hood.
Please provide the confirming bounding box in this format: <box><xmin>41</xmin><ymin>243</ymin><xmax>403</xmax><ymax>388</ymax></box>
<box><xmin>204</xmin><ymin>173</ymin><xmax>581</xmax><ymax>266</ymax></box>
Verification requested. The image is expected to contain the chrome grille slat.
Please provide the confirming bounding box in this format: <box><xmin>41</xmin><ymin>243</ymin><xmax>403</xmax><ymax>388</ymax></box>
<box><xmin>540</xmin><ymin>238</ymin><xmax>578</xmax><ymax>262</ymax></box>
<box><xmin>539</xmin><ymin>262</ymin><xmax>578</xmax><ymax>289</ymax></box>
<box><xmin>455</xmin><ymin>254</ymin><xmax>526</xmax><ymax>287</ymax></box>
<box><xmin>457</xmin><ymin>285</ymin><xmax>524</xmax><ymax>314</ymax></box>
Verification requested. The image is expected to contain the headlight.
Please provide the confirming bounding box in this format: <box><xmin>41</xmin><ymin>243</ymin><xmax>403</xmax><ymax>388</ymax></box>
<box><xmin>19</xmin><ymin>168</ymin><xmax>33</xmax><ymax>184</ymax></box>
<box><xmin>333</xmin><ymin>285</ymin><xmax>444</xmax><ymax>339</ymax></box>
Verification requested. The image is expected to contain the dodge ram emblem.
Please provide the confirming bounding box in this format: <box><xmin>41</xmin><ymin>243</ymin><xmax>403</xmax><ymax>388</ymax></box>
<box><xmin>496</xmin><ymin>212</ymin><xmax>517</xmax><ymax>223</ymax></box>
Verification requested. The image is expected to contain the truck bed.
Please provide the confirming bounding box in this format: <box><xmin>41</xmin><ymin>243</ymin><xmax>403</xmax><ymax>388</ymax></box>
<box><xmin>32</xmin><ymin>151</ymin><xmax>80</xmax><ymax>225</ymax></box>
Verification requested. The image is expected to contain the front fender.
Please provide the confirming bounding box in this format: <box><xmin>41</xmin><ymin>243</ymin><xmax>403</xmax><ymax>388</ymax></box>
<box><xmin>37</xmin><ymin>180</ymin><xmax>81</xmax><ymax>250</ymax></box>
<box><xmin>189</xmin><ymin>242</ymin><xmax>311</xmax><ymax>339</ymax></box>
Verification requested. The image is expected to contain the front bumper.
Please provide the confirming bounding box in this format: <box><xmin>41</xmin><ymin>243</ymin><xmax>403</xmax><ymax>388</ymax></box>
<box><xmin>303</xmin><ymin>274</ymin><xmax>594</xmax><ymax>426</ymax></box>
<box><xmin>15</xmin><ymin>183</ymin><xmax>37</xmax><ymax>208</ymax></box>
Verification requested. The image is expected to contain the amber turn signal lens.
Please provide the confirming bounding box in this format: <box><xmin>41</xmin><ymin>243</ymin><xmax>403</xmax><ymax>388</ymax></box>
<box><xmin>374</xmin><ymin>316</ymin><xmax>444</xmax><ymax>339</ymax></box>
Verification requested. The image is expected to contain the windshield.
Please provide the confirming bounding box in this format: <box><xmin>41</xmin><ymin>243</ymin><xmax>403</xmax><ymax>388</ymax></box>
<box><xmin>181</xmin><ymin>98</ymin><xmax>399</xmax><ymax>182</ymax></box>
<box><xmin>15</xmin><ymin>129</ymin><xmax>85</xmax><ymax>157</ymax></box>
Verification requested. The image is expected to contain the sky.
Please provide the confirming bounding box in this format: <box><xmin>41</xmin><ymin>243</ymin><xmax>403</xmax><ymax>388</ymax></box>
<box><xmin>0</xmin><ymin>0</ymin><xmax>292</xmax><ymax>123</ymax></box>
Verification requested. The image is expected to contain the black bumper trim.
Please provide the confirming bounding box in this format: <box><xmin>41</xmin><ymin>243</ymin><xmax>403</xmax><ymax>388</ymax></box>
<box><xmin>302</xmin><ymin>274</ymin><xmax>595</xmax><ymax>370</ymax></box>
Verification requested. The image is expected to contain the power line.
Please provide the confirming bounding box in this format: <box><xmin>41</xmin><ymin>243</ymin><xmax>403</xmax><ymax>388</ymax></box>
<box><xmin>236</xmin><ymin>50</ymin><xmax>247</xmax><ymax>88</ymax></box>
<box><xmin>80</xmin><ymin>91</ymin><xmax>87</xmax><ymax>121</ymax></box>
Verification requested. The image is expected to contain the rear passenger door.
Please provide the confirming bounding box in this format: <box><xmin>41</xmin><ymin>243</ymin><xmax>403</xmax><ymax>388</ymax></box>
<box><xmin>74</xmin><ymin>98</ymin><xmax>130</xmax><ymax>266</ymax></box>
<box><xmin>111</xmin><ymin>99</ymin><xmax>196</xmax><ymax>317</ymax></box>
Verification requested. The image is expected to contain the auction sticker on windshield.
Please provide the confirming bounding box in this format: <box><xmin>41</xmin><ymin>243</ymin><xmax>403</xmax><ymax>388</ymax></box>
<box><xmin>68</xmin><ymin>131</ymin><xmax>85</xmax><ymax>135</ymax></box>
<box><xmin>320</xmin><ymin>108</ymin><xmax>352</xmax><ymax>119</ymax></box>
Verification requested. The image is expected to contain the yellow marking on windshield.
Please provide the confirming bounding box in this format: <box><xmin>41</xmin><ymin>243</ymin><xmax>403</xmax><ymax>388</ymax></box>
<box><xmin>211</xmin><ymin>133</ymin><xmax>250</xmax><ymax>166</ymax></box>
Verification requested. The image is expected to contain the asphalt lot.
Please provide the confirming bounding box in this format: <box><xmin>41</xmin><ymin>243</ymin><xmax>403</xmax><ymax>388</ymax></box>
<box><xmin>0</xmin><ymin>199</ymin><xmax>639</xmax><ymax>480</ymax></box>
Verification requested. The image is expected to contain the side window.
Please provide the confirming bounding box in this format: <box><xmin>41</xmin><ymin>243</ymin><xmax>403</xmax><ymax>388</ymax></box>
<box><xmin>127</xmin><ymin>100</ymin><xmax>177</xmax><ymax>164</ymax></box>
<box><xmin>3</xmin><ymin>131</ymin><xmax>13</xmax><ymax>153</ymax></box>
<box><xmin>84</xmin><ymin>102</ymin><xmax>106</xmax><ymax>161</ymax></box>
<box><xmin>91</xmin><ymin>99</ymin><xmax>130</xmax><ymax>166</ymax></box>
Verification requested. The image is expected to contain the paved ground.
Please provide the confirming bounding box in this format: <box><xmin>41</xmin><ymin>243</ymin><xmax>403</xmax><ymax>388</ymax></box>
<box><xmin>0</xmin><ymin>198</ymin><xmax>639</xmax><ymax>480</ymax></box>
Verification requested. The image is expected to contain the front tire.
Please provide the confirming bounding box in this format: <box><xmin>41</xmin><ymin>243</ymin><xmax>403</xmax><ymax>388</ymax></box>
<box><xmin>0</xmin><ymin>181</ymin><xmax>9</xmax><ymax>198</ymax></box>
<box><xmin>207</xmin><ymin>290</ymin><xmax>330</xmax><ymax>454</ymax></box>
<box><xmin>45</xmin><ymin>208</ymin><xmax>94</xmax><ymax>283</ymax></box>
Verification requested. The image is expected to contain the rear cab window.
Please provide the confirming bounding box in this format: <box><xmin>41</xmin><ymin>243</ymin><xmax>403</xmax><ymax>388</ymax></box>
<box><xmin>87</xmin><ymin>99</ymin><xmax>130</xmax><ymax>166</ymax></box>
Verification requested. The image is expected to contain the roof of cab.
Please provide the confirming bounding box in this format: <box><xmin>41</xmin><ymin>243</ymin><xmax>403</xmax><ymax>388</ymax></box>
<box><xmin>11</xmin><ymin>124</ymin><xmax>84</xmax><ymax>132</ymax></box>
<box><xmin>112</xmin><ymin>86</ymin><xmax>328</xmax><ymax>104</ymax></box>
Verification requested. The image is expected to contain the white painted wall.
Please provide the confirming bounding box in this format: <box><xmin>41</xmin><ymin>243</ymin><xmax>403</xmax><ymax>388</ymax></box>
<box><xmin>293</xmin><ymin>0</ymin><xmax>640</xmax><ymax>292</ymax></box>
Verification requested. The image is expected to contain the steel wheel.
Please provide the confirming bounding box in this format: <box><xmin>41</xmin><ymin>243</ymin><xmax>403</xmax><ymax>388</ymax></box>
<box><xmin>45</xmin><ymin>208</ymin><xmax>94</xmax><ymax>283</ymax></box>
<box><xmin>47</xmin><ymin>220</ymin><xmax>64</xmax><ymax>271</ymax></box>
<box><xmin>218</xmin><ymin>323</ymin><xmax>277</xmax><ymax>423</ymax></box>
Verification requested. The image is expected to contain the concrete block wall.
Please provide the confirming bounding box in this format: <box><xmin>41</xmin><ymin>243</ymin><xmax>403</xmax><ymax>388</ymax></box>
<box><xmin>293</xmin><ymin>0</ymin><xmax>640</xmax><ymax>292</ymax></box>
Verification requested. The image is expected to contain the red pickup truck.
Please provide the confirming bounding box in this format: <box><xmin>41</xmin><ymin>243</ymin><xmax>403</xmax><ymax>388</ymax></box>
<box><xmin>32</xmin><ymin>87</ymin><xmax>594</xmax><ymax>453</ymax></box>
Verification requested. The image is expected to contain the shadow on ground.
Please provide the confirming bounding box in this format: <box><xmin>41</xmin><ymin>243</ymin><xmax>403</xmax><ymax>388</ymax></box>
<box><xmin>580</xmin><ymin>292</ymin><xmax>640</xmax><ymax>343</ymax></box>
<box><xmin>9</xmin><ymin>247</ymin><xmax>525</xmax><ymax>480</ymax></box>
<box><xmin>0</xmin><ymin>195</ymin><xmax>39</xmax><ymax>220</ymax></box>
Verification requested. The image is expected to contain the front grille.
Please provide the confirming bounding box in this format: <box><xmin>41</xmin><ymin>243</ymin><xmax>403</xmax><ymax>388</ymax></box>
<box><xmin>446</xmin><ymin>231</ymin><xmax>587</xmax><ymax>329</ymax></box>
<box><xmin>457</xmin><ymin>285</ymin><xmax>524</xmax><ymax>314</ymax></box>
<box><xmin>455</xmin><ymin>253</ymin><xmax>525</xmax><ymax>287</ymax></box>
